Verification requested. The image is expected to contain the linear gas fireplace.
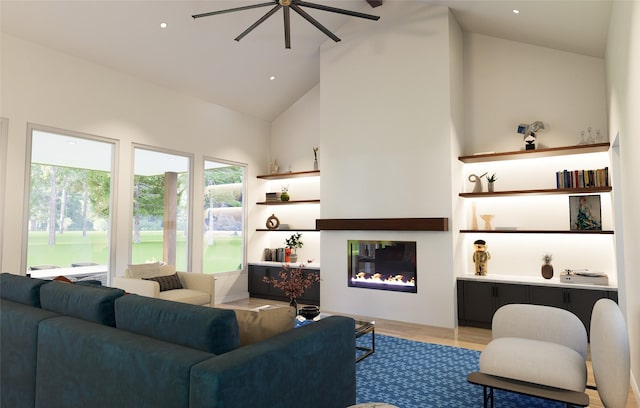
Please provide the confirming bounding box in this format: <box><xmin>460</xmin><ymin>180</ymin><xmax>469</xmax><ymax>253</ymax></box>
<box><xmin>348</xmin><ymin>240</ymin><xmax>417</xmax><ymax>293</ymax></box>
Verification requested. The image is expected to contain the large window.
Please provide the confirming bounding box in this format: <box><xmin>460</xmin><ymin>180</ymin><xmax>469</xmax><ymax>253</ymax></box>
<box><xmin>203</xmin><ymin>159</ymin><xmax>245</xmax><ymax>273</ymax></box>
<box><xmin>25</xmin><ymin>126</ymin><xmax>115</xmax><ymax>283</ymax></box>
<box><xmin>131</xmin><ymin>147</ymin><xmax>191</xmax><ymax>270</ymax></box>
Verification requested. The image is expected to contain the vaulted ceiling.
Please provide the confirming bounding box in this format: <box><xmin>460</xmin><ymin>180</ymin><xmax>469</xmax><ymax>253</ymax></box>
<box><xmin>1</xmin><ymin>0</ymin><xmax>612</xmax><ymax>121</ymax></box>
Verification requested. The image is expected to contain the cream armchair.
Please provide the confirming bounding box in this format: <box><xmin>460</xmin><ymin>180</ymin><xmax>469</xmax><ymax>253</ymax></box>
<box><xmin>112</xmin><ymin>262</ymin><xmax>214</xmax><ymax>307</ymax></box>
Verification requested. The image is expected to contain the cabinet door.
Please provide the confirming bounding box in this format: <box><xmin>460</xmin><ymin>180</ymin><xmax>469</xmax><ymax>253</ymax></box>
<box><xmin>248</xmin><ymin>265</ymin><xmax>275</xmax><ymax>298</ymax></box>
<box><xmin>566</xmin><ymin>288</ymin><xmax>608</xmax><ymax>335</ymax></box>
<box><xmin>530</xmin><ymin>286</ymin><xmax>566</xmax><ymax>309</ymax></box>
<box><xmin>459</xmin><ymin>280</ymin><xmax>495</xmax><ymax>328</ymax></box>
<box><xmin>298</xmin><ymin>269</ymin><xmax>320</xmax><ymax>306</ymax></box>
<box><xmin>494</xmin><ymin>283</ymin><xmax>529</xmax><ymax>310</ymax></box>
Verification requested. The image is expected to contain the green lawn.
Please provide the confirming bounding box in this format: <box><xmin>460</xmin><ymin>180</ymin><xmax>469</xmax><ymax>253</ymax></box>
<box><xmin>27</xmin><ymin>230</ymin><xmax>242</xmax><ymax>273</ymax></box>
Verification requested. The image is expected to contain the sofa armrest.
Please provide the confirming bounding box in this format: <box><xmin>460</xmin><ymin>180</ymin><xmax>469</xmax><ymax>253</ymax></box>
<box><xmin>112</xmin><ymin>277</ymin><xmax>160</xmax><ymax>297</ymax></box>
<box><xmin>189</xmin><ymin>315</ymin><xmax>356</xmax><ymax>408</ymax></box>
<box><xmin>176</xmin><ymin>272</ymin><xmax>215</xmax><ymax>305</ymax></box>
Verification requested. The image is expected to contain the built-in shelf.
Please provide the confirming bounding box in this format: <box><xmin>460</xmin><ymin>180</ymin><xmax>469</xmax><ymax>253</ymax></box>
<box><xmin>316</xmin><ymin>218</ymin><xmax>449</xmax><ymax>231</ymax></box>
<box><xmin>257</xmin><ymin>170</ymin><xmax>320</xmax><ymax>180</ymax></box>
<box><xmin>460</xmin><ymin>187</ymin><xmax>612</xmax><ymax>198</ymax></box>
<box><xmin>255</xmin><ymin>228</ymin><xmax>318</xmax><ymax>232</ymax></box>
<box><xmin>460</xmin><ymin>229</ymin><xmax>614</xmax><ymax>234</ymax></box>
<box><xmin>256</xmin><ymin>199</ymin><xmax>320</xmax><ymax>205</ymax></box>
<box><xmin>458</xmin><ymin>143</ymin><xmax>610</xmax><ymax>163</ymax></box>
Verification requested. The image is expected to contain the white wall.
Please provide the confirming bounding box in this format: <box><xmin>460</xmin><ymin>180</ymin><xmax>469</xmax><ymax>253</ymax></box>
<box><xmin>606</xmin><ymin>0</ymin><xmax>640</xmax><ymax>399</ymax></box>
<box><xmin>464</xmin><ymin>33</ymin><xmax>608</xmax><ymax>154</ymax></box>
<box><xmin>461</xmin><ymin>32</ymin><xmax>615</xmax><ymax>283</ymax></box>
<box><xmin>258</xmin><ymin>85</ymin><xmax>322</xmax><ymax>264</ymax></box>
<box><xmin>318</xmin><ymin>4</ymin><xmax>461</xmax><ymax>328</ymax></box>
<box><xmin>0</xmin><ymin>34</ymin><xmax>271</xmax><ymax>303</ymax></box>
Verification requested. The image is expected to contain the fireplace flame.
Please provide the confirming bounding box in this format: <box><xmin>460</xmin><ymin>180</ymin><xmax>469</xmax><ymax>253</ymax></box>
<box><xmin>353</xmin><ymin>272</ymin><xmax>415</xmax><ymax>287</ymax></box>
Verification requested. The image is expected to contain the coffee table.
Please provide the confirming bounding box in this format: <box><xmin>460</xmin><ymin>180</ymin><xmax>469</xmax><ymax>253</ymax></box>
<box><xmin>355</xmin><ymin>319</ymin><xmax>375</xmax><ymax>362</ymax></box>
<box><xmin>295</xmin><ymin>314</ymin><xmax>375</xmax><ymax>362</ymax></box>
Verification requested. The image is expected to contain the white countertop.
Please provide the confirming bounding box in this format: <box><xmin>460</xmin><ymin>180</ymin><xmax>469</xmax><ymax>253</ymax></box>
<box><xmin>249</xmin><ymin>261</ymin><xmax>320</xmax><ymax>270</ymax></box>
<box><xmin>457</xmin><ymin>273</ymin><xmax>617</xmax><ymax>290</ymax></box>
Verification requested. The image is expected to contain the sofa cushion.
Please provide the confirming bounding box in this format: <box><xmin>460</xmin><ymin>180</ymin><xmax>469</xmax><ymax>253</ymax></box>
<box><xmin>143</xmin><ymin>272</ymin><xmax>183</xmax><ymax>291</ymax></box>
<box><xmin>158</xmin><ymin>288</ymin><xmax>210</xmax><ymax>305</ymax></box>
<box><xmin>40</xmin><ymin>281</ymin><xmax>125</xmax><ymax>326</ymax></box>
<box><xmin>479</xmin><ymin>337</ymin><xmax>587</xmax><ymax>392</ymax></box>
<box><xmin>234</xmin><ymin>306</ymin><xmax>296</xmax><ymax>346</ymax></box>
<box><xmin>1</xmin><ymin>299</ymin><xmax>58</xmax><ymax>408</ymax></box>
<box><xmin>35</xmin><ymin>316</ymin><xmax>213</xmax><ymax>408</ymax></box>
<box><xmin>127</xmin><ymin>262</ymin><xmax>176</xmax><ymax>279</ymax></box>
<box><xmin>115</xmin><ymin>295</ymin><xmax>239</xmax><ymax>354</ymax></box>
<box><xmin>0</xmin><ymin>272</ymin><xmax>49</xmax><ymax>307</ymax></box>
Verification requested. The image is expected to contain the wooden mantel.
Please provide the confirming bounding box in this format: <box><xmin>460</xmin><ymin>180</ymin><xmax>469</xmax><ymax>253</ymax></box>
<box><xmin>316</xmin><ymin>218</ymin><xmax>448</xmax><ymax>231</ymax></box>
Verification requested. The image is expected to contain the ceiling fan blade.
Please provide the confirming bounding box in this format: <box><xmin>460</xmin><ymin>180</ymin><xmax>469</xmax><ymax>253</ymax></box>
<box><xmin>290</xmin><ymin>3</ymin><xmax>340</xmax><ymax>43</ymax></box>
<box><xmin>296</xmin><ymin>1</ymin><xmax>380</xmax><ymax>21</ymax></box>
<box><xmin>192</xmin><ymin>2</ymin><xmax>276</xmax><ymax>19</ymax></box>
<box><xmin>284</xmin><ymin>7</ymin><xmax>291</xmax><ymax>49</ymax></box>
<box><xmin>234</xmin><ymin>4</ymin><xmax>282</xmax><ymax>42</ymax></box>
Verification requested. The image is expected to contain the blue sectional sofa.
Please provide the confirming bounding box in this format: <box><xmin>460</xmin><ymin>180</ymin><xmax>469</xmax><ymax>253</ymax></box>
<box><xmin>0</xmin><ymin>273</ymin><xmax>356</xmax><ymax>408</ymax></box>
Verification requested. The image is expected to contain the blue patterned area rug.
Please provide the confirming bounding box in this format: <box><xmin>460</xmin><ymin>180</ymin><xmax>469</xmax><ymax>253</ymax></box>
<box><xmin>356</xmin><ymin>334</ymin><xmax>566</xmax><ymax>407</ymax></box>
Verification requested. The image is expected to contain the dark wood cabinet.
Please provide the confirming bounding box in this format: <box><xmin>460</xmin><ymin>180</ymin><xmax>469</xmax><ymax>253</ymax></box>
<box><xmin>457</xmin><ymin>278</ymin><xmax>617</xmax><ymax>334</ymax></box>
<box><xmin>248</xmin><ymin>264</ymin><xmax>320</xmax><ymax>306</ymax></box>
<box><xmin>457</xmin><ymin>280</ymin><xmax>529</xmax><ymax>329</ymax></box>
<box><xmin>529</xmin><ymin>285</ymin><xmax>613</xmax><ymax>335</ymax></box>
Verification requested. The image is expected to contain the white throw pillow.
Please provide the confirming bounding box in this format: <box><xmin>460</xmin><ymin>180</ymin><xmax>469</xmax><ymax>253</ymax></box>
<box><xmin>127</xmin><ymin>262</ymin><xmax>161</xmax><ymax>279</ymax></box>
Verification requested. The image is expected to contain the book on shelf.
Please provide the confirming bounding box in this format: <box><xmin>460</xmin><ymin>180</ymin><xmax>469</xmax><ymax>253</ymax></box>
<box><xmin>265</xmin><ymin>192</ymin><xmax>282</xmax><ymax>201</ymax></box>
<box><xmin>555</xmin><ymin>167</ymin><xmax>609</xmax><ymax>189</ymax></box>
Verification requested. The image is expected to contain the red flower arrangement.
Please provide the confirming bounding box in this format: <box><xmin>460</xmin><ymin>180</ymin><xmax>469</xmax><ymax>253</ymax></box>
<box><xmin>263</xmin><ymin>264</ymin><xmax>320</xmax><ymax>304</ymax></box>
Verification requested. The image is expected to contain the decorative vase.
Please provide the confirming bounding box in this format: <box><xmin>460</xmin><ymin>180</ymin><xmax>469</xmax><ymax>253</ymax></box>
<box><xmin>289</xmin><ymin>253</ymin><xmax>298</xmax><ymax>263</ymax></box>
<box><xmin>285</xmin><ymin>248</ymin><xmax>291</xmax><ymax>262</ymax></box>
<box><xmin>541</xmin><ymin>262</ymin><xmax>554</xmax><ymax>279</ymax></box>
<box><xmin>289</xmin><ymin>298</ymin><xmax>298</xmax><ymax>315</ymax></box>
<box><xmin>488</xmin><ymin>182</ymin><xmax>495</xmax><ymax>192</ymax></box>
<box><xmin>480</xmin><ymin>214</ymin><xmax>495</xmax><ymax>230</ymax></box>
<box><xmin>313</xmin><ymin>159</ymin><xmax>318</xmax><ymax>170</ymax></box>
<box><xmin>280</xmin><ymin>191</ymin><xmax>290</xmax><ymax>201</ymax></box>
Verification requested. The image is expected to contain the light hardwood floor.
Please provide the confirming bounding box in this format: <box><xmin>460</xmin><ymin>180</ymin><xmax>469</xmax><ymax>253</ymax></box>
<box><xmin>223</xmin><ymin>297</ymin><xmax>637</xmax><ymax>408</ymax></box>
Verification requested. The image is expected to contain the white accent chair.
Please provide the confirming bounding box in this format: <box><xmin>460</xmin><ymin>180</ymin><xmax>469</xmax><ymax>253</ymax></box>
<box><xmin>468</xmin><ymin>300</ymin><xmax>630</xmax><ymax>407</ymax></box>
<box><xmin>112</xmin><ymin>262</ymin><xmax>215</xmax><ymax>307</ymax></box>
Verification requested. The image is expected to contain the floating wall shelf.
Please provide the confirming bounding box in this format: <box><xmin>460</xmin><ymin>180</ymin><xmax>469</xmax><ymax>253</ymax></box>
<box><xmin>460</xmin><ymin>187</ymin><xmax>612</xmax><ymax>198</ymax></box>
<box><xmin>257</xmin><ymin>170</ymin><xmax>320</xmax><ymax>180</ymax></box>
<box><xmin>458</xmin><ymin>143</ymin><xmax>610</xmax><ymax>163</ymax></box>
<box><xmin>316</xmin><ymin>218</ymin><xmax>449</xmax><ymax>231</ymax></box>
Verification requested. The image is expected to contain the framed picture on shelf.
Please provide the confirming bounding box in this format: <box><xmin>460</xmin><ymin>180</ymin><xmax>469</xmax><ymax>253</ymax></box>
<box><xmin>569</xmin><ymin>195</ymin><xmax>602</xmax><ymax>231</ymax></box>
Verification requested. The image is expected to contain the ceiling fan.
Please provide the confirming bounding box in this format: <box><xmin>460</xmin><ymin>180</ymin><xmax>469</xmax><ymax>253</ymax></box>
<box><xmin>192</xmin><ymin>0</ymin><xmax>380</xmax><ymax>49</ymax></box>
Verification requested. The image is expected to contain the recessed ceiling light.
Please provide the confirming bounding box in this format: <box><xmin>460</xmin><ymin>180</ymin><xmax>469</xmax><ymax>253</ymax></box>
<box><xmin>512</xmin><ymin>9</ymin><xmax>520</xmax><ymax>14</ymax></box>
<box><xmin>269</xmin><ymin>76</ymin><xmax>276</xmax><ymax>81</ymax></box>
<box><xmin>160</xmin><ymin>22</ymin><xmax>168</xmax><ymax>28</ymax></box>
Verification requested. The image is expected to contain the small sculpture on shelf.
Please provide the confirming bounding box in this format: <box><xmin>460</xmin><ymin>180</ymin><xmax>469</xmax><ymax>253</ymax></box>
<box><xmin>266</xmin><ymin>214</ymin><xmax>280</xmax><ymax>230</ymax></box>
<box><xmin>468</xmin><ymin>172</ymin><xmax>487</xmax><ymax>193</ymax></box>
<box><xmin>472</xmin><ymin>239</ymin><xmax>491</xmax><ymax>276</ymax></box>
<box><xmin>313</xmin><ymin>146</ymin><xmax>319</xmax><ymax>170</ymax></box>
<box><xmin>517</xmin><ymin>120</ymin><xmax>544</xmax><ymax>150</ymax></box>
<box><xmin>541</xmin><ymin>254</ymin><xmax>554</xmax><ymax>279</ymax></box>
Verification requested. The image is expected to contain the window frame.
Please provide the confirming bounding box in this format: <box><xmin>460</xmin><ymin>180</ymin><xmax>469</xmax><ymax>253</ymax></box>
<box><xmin>22</xmin><ymin>123</ymin><xmax>119</xmax><ymax>280</ymax></box>
<box><xmin>202</xmin><ymin>156</ymin><xmax>248</xmax><ymax>274</ymax></box>
<box><xmin>130</xmin><ymin>143</ymin><xmax>194</xmax><ymax>271</ymax></box>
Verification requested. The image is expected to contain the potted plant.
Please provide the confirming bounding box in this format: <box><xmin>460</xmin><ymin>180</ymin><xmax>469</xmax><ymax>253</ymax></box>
<box><xmin>486</xmin><ymin>173</ymin><xmax>497</xmax><ymax>192</ymax></box>
<box><xmin>285</xmin><ymin>232</ymin><xmax>303</xmax><ymax>263</ymax></box>
<box><xmin>262</xmin><ymin>263</ymin><xmax>319</xmax><ymax>313</ymax></box>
